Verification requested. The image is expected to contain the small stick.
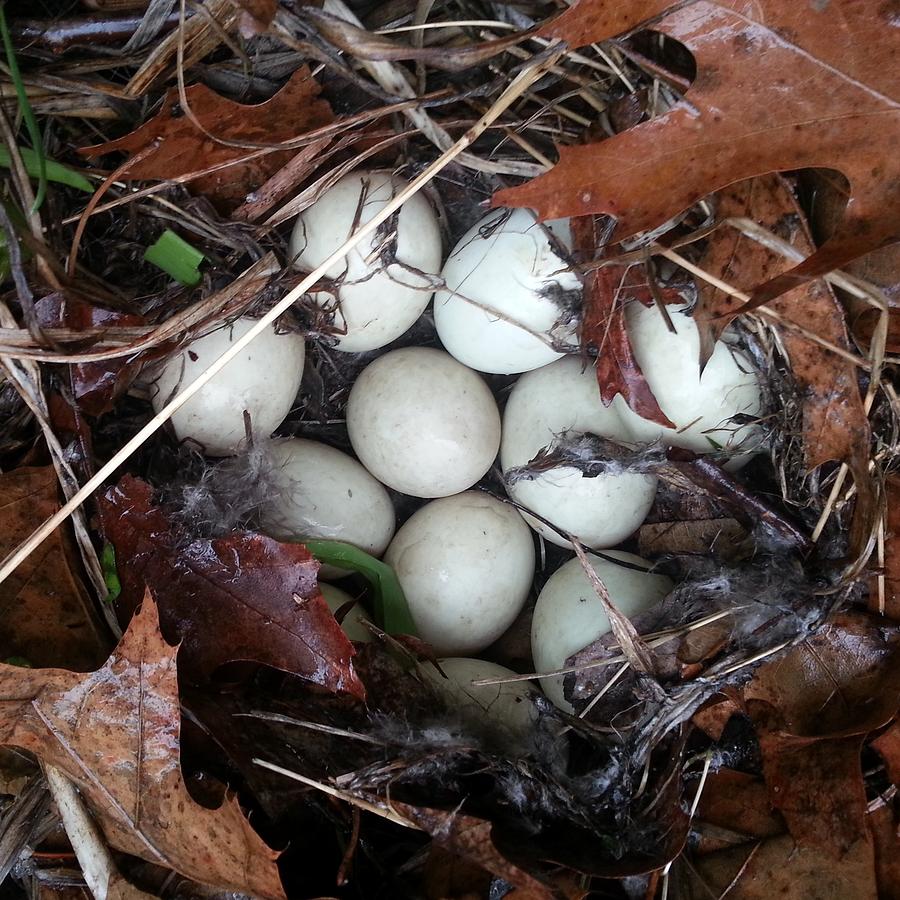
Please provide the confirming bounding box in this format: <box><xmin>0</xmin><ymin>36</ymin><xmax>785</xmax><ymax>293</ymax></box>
<box><xmin>45</xmin><ymin>766</ymin><xmax>154</xmax><ymax>900</ymax></box>
<box><xmin>252</xmin><ymin>759</ymin><xmax>417</xmax><ymax>829</ymax></box>
<box><xmin>0</xmin><ymin>46</ymin><xmax>562</xmax><ymax>589</ymax></box>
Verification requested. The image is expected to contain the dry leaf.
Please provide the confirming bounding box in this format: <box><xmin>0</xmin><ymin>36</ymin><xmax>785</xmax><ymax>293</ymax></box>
<box><xmin>696</xmin><ymin>175</ymin><xmax>870</xmax><ymax>473</ymax></box>
<box><xmin>495</xmin><ymin>0</ymin><xmax>900</xmax><ymax>304</ymax></box>
<box><xmin>99</xmin><ymin>475</ymin><xmax>364</xmax><ymax>697</ymax></box>
<box><xmin>687</xmin><ymin>833</ymin><xmax>877</xmax><ymax>900</ymax></box>
<box><xmin>0</xmin><ymin>467</ymin><xmax>108</xmax><ymax>670</ymax></box>
<box><xmin>882</xmin><ymin>476</ymin><xmax>900</xmax><ymax>620</ymax></box>
<box><xmin>0</xmin><ymin>593</ymin><xmax>285</xmax><ymax>899</ymax></box>
<box><xmin>867</xmin><ymin>804</ymin><xmax>900</xmax><ymax>900</ymax></box>
<box><xmin>744</xmin><ymin>615</ymin><xmax>900</xmax><ymax>862</ymax></box>
<box><xmin>79</xmin><ymin>67</ymin><xmax>334</xmax><ymax>211</ymax></box>
<box><xmin>391</xmin><ymin>805</ymin><xmax>561</xmax><ymax>900</ymax></box>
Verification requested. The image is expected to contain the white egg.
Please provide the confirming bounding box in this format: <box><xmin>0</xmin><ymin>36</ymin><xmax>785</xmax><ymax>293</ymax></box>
<box><xmin>500</xmin><ymin>356</ymin><xmax>657</xmax><ymax>549</ymax></box>
<box><xmin>347</xmin><ymin>347</ymin><xmax>501</xmax><ymax>498</ymax></box>
<box><xmin>258</xmin><ymin>438</ymin><xmax>395</xmax><ymax>577</ymax></box>
<box><xmin>532</xmin><ymin>550</ymin><xmax>672</xmax><ymax>711</ymax></box>
<box><xmin>434</xmin><ymin>208</ymin><xmax>579</xmax><ymax>374</ymax></box>
<box><xmin>384</xmin><ymin>492</ymin><xmax>535</xmax><ymax>655</ymax></box>
<box><xmin>620</xmin><ymin>302</ymin><xmax>763</xmax><ymax>459</ymax></box>
<box><xmin>151</xmin><ymin>318</ymin><xmax>305</xmax><ymax>457</ymax></box>
<box><xmin>320</xmin><ymin>583</ymin><xmax>372</xmax><ymax>643</ymax></box>
<box><xmin>421</xmin><ymin>657</ymin><xmax>537</xmax><ymax>741</ymax></box>
<box><xmin>289</xmin><ymin>171</ymin><xmax>442</xmax><ymax>352</ymax></box>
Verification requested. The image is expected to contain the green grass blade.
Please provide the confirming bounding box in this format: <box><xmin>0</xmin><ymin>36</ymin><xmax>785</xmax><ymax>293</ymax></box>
<box><xmin>0</xmin><ymin>5</ymin><xmax>47</xmax><ymax>212</ymax></box>
<box><xmin>143</xmin><ymin>229</ymin><xmax>205</xmax><ymax>286</ymax></box>
<box><xmin>0</xmin><ymin>147</ymin><xmax>93</xmax><ymax>192</ymax></box>
<box><xmin>302</xmin><ymin>540</ymin><xmax>417</xmax><ymax>636</ymax></box>
<box><xmin>100</xmin><ymin>543</ymin><xmax>121</xmax><ymax>603</ymax></box>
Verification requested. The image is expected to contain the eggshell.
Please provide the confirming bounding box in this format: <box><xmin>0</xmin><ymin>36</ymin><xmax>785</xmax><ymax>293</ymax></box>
<box><xmin>620</xmin><ymin>302</ymin><xmax>763</xmax><ymax>460</ymax></box>
<box><xmin>434</xmin><ymin>208</ymin><xmax>579</xmax><ymax>374</ymax></box>
<box><xmin>347</xmin><ymin>347</ymin><xmax>501</xmax><ymax>498</ymax></box>
<box><xmin>384</xmin><ymin>492</ymin><xmax>535</xmax><ymax>655</ymax></box>
<box><xmin>320</xmin><ymin>583</ymin><xmax>372</xmax><ymax>643</ymax></box>
<box><xmin>151</xmin><ymin>318</ymin><xmax>305</xmax><ymax>457</ymax></box>
<box><xmin>421</xmin><ymin>657</ymin><xmax>537</xmax><ymax>740</ymax></box>
<box><xmin>500</xmin><ymin>356</ymin><xmax>657</xmax><ymax>548</ymax></box>
<box><xmin>532</xmin><ymin>550</ymin><xmax>672</xmax><ymax>710</ymax></box>
<box><xmin>290</xmin><ymin>171</ymin><xmax>442</xmax><ymax>352</ymax></box>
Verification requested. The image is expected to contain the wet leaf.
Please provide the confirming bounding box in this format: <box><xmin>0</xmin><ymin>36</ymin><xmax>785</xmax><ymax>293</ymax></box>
<box><xmin>0</xmin><ymin>594</ymin><xmax>286</xmax><ymax>899</ymax></box>
<box><xmin>572</xmin><ymin>216</ymin><xmax>687</xmax><ymax>426</ymax></box>
<box><xmin>37</xmin><ymin>294</ymin><xmax>153</xmax><ymax>417</ymax></box>
<box><xmin>99</xmin><ymin>475</ymin><xmax>364</xmax><ymax>697</ymax></box>
<box><xmin>0</xmin><ymin>467</ymin><xmax>108</xmax><ymax>671</ymax></box>
<box><xmin>496</xmin><ymin>0</ymin><xmax>900</xmax><ymax>303</ymax></box>
<box><xmin>79</xmin><ymin>67</ymin><xmax>334</xmax><ymax>211</ymax></box>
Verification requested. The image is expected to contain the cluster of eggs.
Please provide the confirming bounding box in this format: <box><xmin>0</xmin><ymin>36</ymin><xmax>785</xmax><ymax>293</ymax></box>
<box><xmin>151</xmin><ymin>170</ymin><xmax>763</xmax><ymax>728</ymax></box>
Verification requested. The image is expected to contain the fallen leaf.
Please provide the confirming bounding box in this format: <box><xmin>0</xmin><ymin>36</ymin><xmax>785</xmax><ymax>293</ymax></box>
<box><xmin>572</xmin><ymin>216</ymin><xmax>688</xmax><ymax>426</ymax></box>
<box><xmin>744</xmin><ymin>615</ymin><xmax>900</xmax><ymax>860</ymax></box>
<box><xmin>867</xmin><ymin>803</ymin><xmax>900</xmax><ymax>900</ymax></box>
<box><xmin>694</xmin><ymin>769</ymin><xmax>784</xmax><ymax>847</ymax></box>
<box><xmin>638</xmin><ymin>517</ymin><xmax>748</xmax><ymax>558</ymax></box>
<box><xmin>0</xmin><ymin>467</ymin><xmax>108</xmax><ymax>670</ymax></box>
<box><xmin>696</xmin><ymin>175</ymin><xmax>871</xmax><ymax>472</ymax></box>
<box><xmin>99</xmin><ymin>475</ymin><xmax>364</xmax><ymax>697</ymax></box>
<box><xmin>495</xmin><ymin>0</ymin><xmax>900</xmax><ymax>303</ymax></box>
<box><xmin>232</xmin><ymin>0</ymin><xmax>278</xmax><ymax>36</ymax></box>
<box><xmin>743</xmin><ymin>614</ymin><xmax>900</xmax><ymax>737</ymax></box>
<box><xmin>390</xmin><ymin>805</ymin><xmax>562</xmax><ymax>900</ymax></box>
<box><xmin>686</xmin><ymin>833</ymin><xmax>877</xmax><ymax>900</ymax></box>
<box><xmin>37</xmin><ymin>294</ymin><xmax>155</xmax><ymax>417</ymax></box>
<box><xmin>871</xmin><ymin>718</ymin><xmax>900</xmax><ymax>785</ymax></box>
<box><xmin>883</xmin><ymin>476</ymin><xmax>900</xmax><ymax>620</ymax></box>
<box><xmin>0</xmin><ymin>593</ymin><xmax>285</xmax><ymax>899</ymax></box>
<box><xmin>79</xmin><ymin>67</ymin><xmax>334</xmax><ymax>211</ymax></box>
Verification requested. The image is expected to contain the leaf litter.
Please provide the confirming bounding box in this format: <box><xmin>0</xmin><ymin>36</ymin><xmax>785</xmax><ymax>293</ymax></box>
<box><xmin>0</xmin><ymin>0</ymin><xmax>897</xmax><ymax>897</ymax></box>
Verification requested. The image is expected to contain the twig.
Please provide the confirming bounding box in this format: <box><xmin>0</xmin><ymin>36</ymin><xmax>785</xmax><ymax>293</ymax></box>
<box><xmin>0</xmin><ymin>46</ymin><xmax>563</xmax><ymax>589</ymax></box>
<box><xmin>44</xmin><ymin>766</ymin><xmax>154</xmax><ymax>900</ymax></box>
<box><xmin>252</xmin><ymin>759</ymin><xmax>418</xmax><ymax>828</ymax></box>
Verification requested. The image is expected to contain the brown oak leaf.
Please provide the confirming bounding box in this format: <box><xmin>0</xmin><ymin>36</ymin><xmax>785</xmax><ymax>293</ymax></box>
<box><xmin>79</xmin><ymin>67</ymin><xmax>334</xmax><ymax>211</ymax></box>
<box><xmin>0</xmin><ymin>593</ymin><xmax>285</xmax><ymax>899</ymax></box>
<box><xmin>99</xmin><ymin>475</ymin><xmax>364</xmax><ymax>697</ymax></box>
<box><xmin>495</xmin><ymin>0</ymin><xmax>900</xmax><ymax>305</ymax></box>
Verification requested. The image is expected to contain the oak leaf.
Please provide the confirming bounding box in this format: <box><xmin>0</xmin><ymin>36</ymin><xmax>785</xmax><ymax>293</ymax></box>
<box><xmin>0</xmin><ymin>593</ymin><xmax>285</xmax><ymax>899</ymax></box>
<box><xmin>0</xmin><ymin>467</ymin><xmax>107</xmax><ymax>671</ymax></box>
<box><xmin>744</xmin><ymin>615</ymin><xmax>900</xmax><ymax>859</ymax></box>
<box><xmin>79</xmin><ymin>67</ymin><xmax>333</xmax><ymax>211</ymax></box>
<box><xmin>695</xmin><ymin>175</ymin><xmax>870</xmax><ymax>472</ymax></box>
<box><xmin>99</xmin><ymin>475</ymin><xmax>364</xmax><ymax>698</ymax></box>
<box><xmin>495</xmin><ymin>0</ymin><xmax>900</xmax><ymax>304</ymax></box>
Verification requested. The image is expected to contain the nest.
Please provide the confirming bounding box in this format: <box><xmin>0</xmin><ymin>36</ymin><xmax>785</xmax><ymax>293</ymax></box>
<box><xmin>0</xmin><ymin>0</ymin><xmax>896</xmax><ymax>896</ymax></box>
